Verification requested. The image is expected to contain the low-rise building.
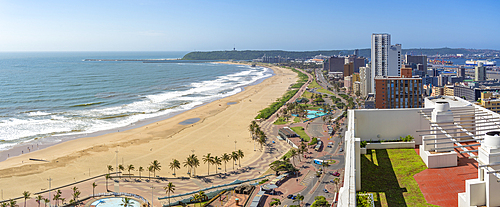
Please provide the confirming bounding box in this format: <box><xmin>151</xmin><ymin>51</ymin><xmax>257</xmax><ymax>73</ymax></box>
<box><xmin>374</xmin><ymin>72</ymin><xmax>423</xmax><ymax>109</ymax></box>
<box><xmin>478</xmin><ymin>91</ymin><xmax>500</xmax><ymax>113</ymax></box>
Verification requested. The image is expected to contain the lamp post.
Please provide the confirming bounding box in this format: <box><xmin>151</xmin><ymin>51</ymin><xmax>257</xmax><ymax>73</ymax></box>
<box><xmin>234</xmin><ymin>140</ymin><xmax>237</xmax><ymax>151</ymax></box>
<box><xmin>47</xmin><ymin>178</ymin><xmax>52</xmax><ymax>207</ymax></box>
<box><xmin>115</xmin><ymin>150</ymin><xmax>119</xmax><ymax>175</ymax></box>
<box><xmin>150</xmin><ymin>184</ymin><xmax>155</xmax><ymax>207</ymax></box>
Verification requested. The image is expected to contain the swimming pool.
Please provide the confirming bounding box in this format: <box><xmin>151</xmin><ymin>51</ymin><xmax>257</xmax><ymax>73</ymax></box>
<box><xmin>90</xmin><ymin>197</ymin><xmax>142</xmax><ymax>207</ymax></box>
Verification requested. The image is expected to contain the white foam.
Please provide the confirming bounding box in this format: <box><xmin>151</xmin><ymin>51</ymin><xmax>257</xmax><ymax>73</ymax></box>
<box><xmin>0</xmin><ymin>65</ymin><xmax>271</xmax><ymax>151</ymax></box>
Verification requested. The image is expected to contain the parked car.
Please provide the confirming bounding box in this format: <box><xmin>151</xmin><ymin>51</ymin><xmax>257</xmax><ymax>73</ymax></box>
<box><xmin>339</xmin><ymin>147</ymin><xmax>343</xmax><ymax>152</ymax></box>
<box><xmin>323</xmin><ymin>189</ymin><xmax>329</xmax><ymax>193</ymax></box>
<box><xmin>333</xmin><ymin>172</ymin><xmax>340</xmax><ymax>177</ymax></box>
<box><xmin>287</xmin><ymin>194</ymin><xmax>294</xmax><ymax>199</ymax></box>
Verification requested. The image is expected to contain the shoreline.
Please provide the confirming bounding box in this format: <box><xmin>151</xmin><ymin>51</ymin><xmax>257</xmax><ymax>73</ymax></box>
<box><xmin>0</xmin><ymin>62</ymin><xmax>274</xmax><ymax>162</ymax></box>
<box><xmin>0</xmin><ymin>62</ymin><xmax>298</xmax><ymax>199</ymax></box>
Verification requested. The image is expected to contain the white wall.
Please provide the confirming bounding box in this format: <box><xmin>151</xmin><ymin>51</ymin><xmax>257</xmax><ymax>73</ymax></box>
<box><xmin>354</xmin><ymin>108</ymin><xmax>431</xmax><ymax>141</ymax></box>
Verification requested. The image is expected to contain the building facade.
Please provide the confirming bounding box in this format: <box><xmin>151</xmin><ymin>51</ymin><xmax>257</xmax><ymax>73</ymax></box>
<box><xmin>478</xmin><ymin>92</ymin><xmax>500</xmax><ymax>113</ymax></box>
<box><xmin>360</xmin><ymin>66</ymin><xmax>371</xmax><ymax>97</ymax></box>
<box><xmin>375</xmin><ymin>75</ymin><xmax>423</xmax><ymax>109</ymax></box>
<box><xmin>475</xmin><ymin>63</ymin><xmax>486</xmax><ymax>81</ymax></box>
<box><xmin>325</xmin><ymin>56</ymin><xmax>345</xmax><ymax>73</ymax></box>
<box><xmin>405</xmin><ymin>55</ymin><xmax>427</xmax><ymax>71</ymax></box>
<box><xmin>343</xmin><ymin>62</ymin><xmax>354</xmax><ymax>77</ymax></box>
<box><xmin>371</xmin><ymin>33</ymin><xmax>401</xmax><ymax>92</ymax></box>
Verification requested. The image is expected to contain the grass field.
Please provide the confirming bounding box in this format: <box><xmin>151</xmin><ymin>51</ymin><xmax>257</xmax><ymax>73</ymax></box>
<box><xmin>360</xmin><ymin>149</ymin><xmax>438</xmax><ymax>207</ymax></box>
<box><xmin>308</xmin><ymin>79</ymin><xmax>322</xmax><ymax>89</ymax></box>
<box><xmin>273</xmin><ymin>117</ymin><xmax>288</xmax><ymax>125</ymax></box>
<box><xmin>291</xmin><ymin>126</ymin><xmax>310</xmax><ymax>142</ymax></box>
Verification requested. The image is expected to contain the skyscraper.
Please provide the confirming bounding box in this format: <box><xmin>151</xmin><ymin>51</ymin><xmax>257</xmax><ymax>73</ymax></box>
<box><xmin>360</xmin><ymin>65</ymin><xmax>371</xmax><ymax>97</ymax></box>
<box><xmin>371</xmin><ymin>33</ymin><xmax>401</xmax><ymax>92</ymax></box>
<box><xmin>475</xmin><ymin>62</ymin><xmax>486</xmax><ymax>81</ymax></box>
<box><xmin>458</xmin><ymin>65</ymin><xmax>466</xmax><ymax>78</ymax></box>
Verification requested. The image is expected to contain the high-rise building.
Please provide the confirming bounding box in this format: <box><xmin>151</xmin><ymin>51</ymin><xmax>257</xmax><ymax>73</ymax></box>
<box><xmin>475</xmin><ymin>63</ymin><xmax>486</xmax><ymax>81</ymax></box>
<box><xmin>325</xmin><ymin>56</ymin><xmax>345</xmax><ymax>73</ymax></box>
<box><xmin>360</xmin><ymin>66</ymin><xmax>371</xmax><ymax>97</ymax></box>
<box><xmin>371</xmin><ymin>33</ymin><xmax>401</xmax><ymax>92</ymax></box>
<box><xmin>405</xmin><ymin>55</ymin><xmax>427</xmax><ymax>71</ymax></box>
<box><xmin>344</xmin><ymin>62</ymin><xmax>354</xmax><ymax>77</ymax></box>
<box><xmin>374</xmin><ymin>73</ymin><xmax>423</xmax><ymax>109</ymax></box>
<box><xmin>457</xmin><ymin>65</ymin><xmax>466</xmax><ymax>78</ymax></box>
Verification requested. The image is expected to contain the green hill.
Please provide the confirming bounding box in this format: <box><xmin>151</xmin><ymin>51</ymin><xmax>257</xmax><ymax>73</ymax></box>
<box><xmin>181</xmin><ymin>48</ymin><xmax>499</xmax><ymax>60</ymax></box>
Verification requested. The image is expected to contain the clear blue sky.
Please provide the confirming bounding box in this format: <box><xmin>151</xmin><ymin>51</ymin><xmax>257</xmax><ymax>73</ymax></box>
<box><xmin>1</xmin><ymin>0</ymin><xmax>499</xmax><ymax>51</ymax></box>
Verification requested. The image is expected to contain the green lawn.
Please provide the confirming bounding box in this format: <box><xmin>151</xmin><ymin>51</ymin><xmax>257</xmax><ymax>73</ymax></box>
<box><xmin>293</xmin><ymin>117</ymin><xmax>301</xmax><ymax>123</ymax></box>
<box><xmin>290</xmin><ymin>126</ymin><xmax>310</xmax><ymax>142</ymax></box>
<box><xmin>316</xmin><ymin>88</ymin><xmax>335</xmax><ymax>96</ymax></box>
<box><xmin>273</xmin><ymin>117</ymin><xmax>288</xmax><ymax>125</ymax></box>
<box><xmin>308</xmin><ymin>80</ymin><xmax>322</xmax><ymax>89</ymax></box>
<box><xmin>360</xmin><ymin>149</ymin><xmax>438</xmax><ymax>207</ymax></box>
<box><xmin>301</xmin><ymin>91</ymin><xmax>313</xmax><ymax>99</ymax></box>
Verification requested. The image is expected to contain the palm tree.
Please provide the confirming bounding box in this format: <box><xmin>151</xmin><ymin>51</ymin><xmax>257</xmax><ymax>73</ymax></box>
<box><xmin>202</xmin><ymin>153</ymin><xmax>213</xmax><ymax>175</ymax></box>
<box><xmin>151</xmin><ymin>160</ymin><xmax>161</xmax><ymax>177</ymax></box>
<box><xmin>164</xmin><ymin>182</ymin><xmax>176</xmax><ymax>206</ymax></box>
<box><xmin>72</xmin><ymin>186</ymin><xmax>80</xmax><ymax>205</ymax></box>
<box><xmin>127</xmin><ymin>164</ymin><xmax>135</xmax><ymax>179</ymax></box>
<box><xmin>191</xmin><ymin>194</ymin><xmax>200</xmax><ymax>206</ymax></box>
<box><xmin>296</xmin><ymin>194</ymin><xmax>304</xmax><ymax>206</ymax></box>
<box><xmin>138</xmin><ymin>166</ymin><xmax>144</xmax><ymax>179</ymax></box>
<box><xmin>269</xmin><ymin>198</ymin><xmax>281</xmax><ymax>207</ymax></box>
<box><xmin>290</xmin><ymin>148</ymin><xmax>297</xmax><ymax>166</ymax></box>
<box><xmin>231</xmin><ymin>152</ymin><xmax>238</xmax><ymax>170</ymax></box>
<box><xmin>35</xmin><ymin>195</ymin><xmax>43</xmax><ymax>207</ymax></box>
<box><xmin>92</xmin><ymin>182</ymin><xmax>97</xmax><ymax>197</ymax></box>
<box><xmin>43</xmin><ymin>198</ymin><xmax>50</xmax><ymax>207</ymax></box>
<box><xmin>196</xmin><ymin>191</ymin><xmax>207</xmax><ymax>207</ymax></box>
<box><xmin>2</xmin><ymin>202</ymin><xmax>8</xmax><ymax>207</ymax></box>
<box><xmin>183</xmin><ymin>156</ymin><xmax>192</xmax><ymax>176</ymax></box>
<box><xmin>333</xmin><ymin>178</ymin><xmax>340</xmax><ymax>193</ymax></box>
<box><xmin>107</xmin><ymin>165</ymin><xmax>113</xmax><ymax>174</ymax></box>
<box><xmin>249</xmin><ymin>123</ymin><xmax>255</xmax><ymax>140</ymax></box>
<box><xmin>53</xmin><ymin>190</ymin><xmax>61</xmax><ymax>207</ymax></box>
<box><xmin>213</xmin><ymin>156</ymin><xmax>222</xmax><ymax>174</ymax></box>
<box><xmin>120</xmin><ymin>197</ymin><xmax>132</xmax><ymax>207</ymax></box>
<box><xmin>118</xmin><ymin>164</ymin><xmax>125</xmax><ymax>178</ymax></box>
<box><xmin>22</xmin><ymin>191</ymin><xmax>30</xmax><ymax>207</ymax></box>
<box><xmin>169</xmin><ymin>159</ymin><xmax>181</xmax><ymax>176</ymax></box>
<box><xmin>8</xmin><ymin>199</ymin><xmax>16</xmax><ymax>207</ymax></box>
<box><xmin>237</xmin><ymin>150</ymin><xmax>244</xmax><ymax>167</ymax></box>
<box><xmin>221</xmin><ymin>153</ymin><xmax>230</xmax><ymax>172</ymax></box>
<box><xmin>148</xmin><ymin>166</ymin><xmax>154</xmax><ymax>179</ymax></box>
<box><xmin>105</xmin><ymin>174</ymin><xmax>111</xmax><ymax>192</ymax></box>
<box><xmin>189</xmin><ymin>154</ymin><xmax>200</xmax><ymax>176</ymax></box>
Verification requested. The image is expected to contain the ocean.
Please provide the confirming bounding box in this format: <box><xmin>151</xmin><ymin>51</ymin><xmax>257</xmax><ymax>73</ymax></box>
<box><xmin>0</xmin><ymin>52</ymin><xmax>272</xmax><ymax>152</ymax></box>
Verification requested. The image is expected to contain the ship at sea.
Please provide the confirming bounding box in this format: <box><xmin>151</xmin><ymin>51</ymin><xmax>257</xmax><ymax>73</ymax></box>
<box><xmin>465</xmin><ymin>59</ymin><xmax>497</xmax><ymax>66</ymax></box>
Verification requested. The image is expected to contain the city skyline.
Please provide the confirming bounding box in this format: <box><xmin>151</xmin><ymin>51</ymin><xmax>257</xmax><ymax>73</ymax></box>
<box><xmin>1</xmin><ymin>0</ymin><xmax>499</xmax><ymax>51</ymax></box>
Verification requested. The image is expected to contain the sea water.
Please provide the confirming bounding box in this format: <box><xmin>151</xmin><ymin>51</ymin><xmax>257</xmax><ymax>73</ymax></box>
<box><xmin>0</xmin><ymin>52</ymin><xmax>272</xmax><ymax>151</ymax></box>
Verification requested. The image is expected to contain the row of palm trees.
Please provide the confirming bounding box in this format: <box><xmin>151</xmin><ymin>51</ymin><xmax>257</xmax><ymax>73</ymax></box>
<box><xmin>105</xmin><ymin>149</ymin><xmax>246</xmax><ymax>180</ymax></box>
<box><xmin>249</xmin><ymin>121</ymin><xmax>266</xmax><ymax>150</ymax></box>
<box><xmin>5</xmin><ymin>184</ymin><xmax>88</xmax><ymax>207</ymax></box>
<box><xmin>106</xmin><ymin>160</ymin><xmax>162</xmax><ymax>180</ymax></box>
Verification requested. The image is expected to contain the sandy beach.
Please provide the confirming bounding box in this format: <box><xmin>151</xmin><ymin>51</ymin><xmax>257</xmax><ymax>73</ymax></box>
<box><xmin>0</xmin><ymin>63</ymin><xmax>297</xmax><ymax>199</ymax></box>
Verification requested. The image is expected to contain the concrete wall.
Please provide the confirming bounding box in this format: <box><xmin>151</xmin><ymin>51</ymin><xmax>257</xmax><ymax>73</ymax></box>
<box><xmin>365</xmin><ymin>141</ymin><xmax>415</xmax><ymax>149</ymax></box>
<box><xmin>354</xmin><ymin>108</ymin><xmax>431</xmax><ymax>141</ymax></box>
<box><xmin>419</xmin><ymin>146</ymin><xmax>457</xmax><ymax>168</ymax></box>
